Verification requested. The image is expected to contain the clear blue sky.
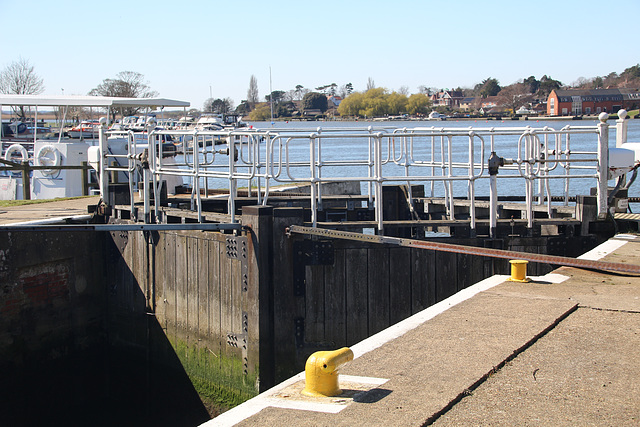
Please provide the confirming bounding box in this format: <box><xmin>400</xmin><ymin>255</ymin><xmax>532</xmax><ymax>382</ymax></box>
<box><xmin>1</xmin><ymin>0</ymin><xmax>637</xmax><ymax>111</ymax></box>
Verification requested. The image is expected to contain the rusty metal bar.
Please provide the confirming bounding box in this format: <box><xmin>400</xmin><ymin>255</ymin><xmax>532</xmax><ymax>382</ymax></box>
<box><xmin>287</xmin><ymin>225</ymin><xmax>640</xmax><ymax>275</ymax></box>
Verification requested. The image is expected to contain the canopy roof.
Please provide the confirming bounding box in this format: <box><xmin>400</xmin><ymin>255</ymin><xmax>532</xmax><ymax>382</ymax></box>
<box><xmin>0</xmin><ymin>94</ymin><xmax>190</xmax><ymax>108</ymax></box>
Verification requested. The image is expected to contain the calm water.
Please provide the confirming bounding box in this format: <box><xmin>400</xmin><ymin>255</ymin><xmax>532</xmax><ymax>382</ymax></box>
<box><xmin>179</xmin><ymin>118</ymin><xmax>640</xmax><ymax>210</ymax></box>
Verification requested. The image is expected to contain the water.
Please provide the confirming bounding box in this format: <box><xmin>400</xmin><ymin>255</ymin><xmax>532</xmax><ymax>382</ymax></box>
<box><xmin>174</xmin><ymin>118</ymin><xmax>640</xmax><ymax>211</ymax></box>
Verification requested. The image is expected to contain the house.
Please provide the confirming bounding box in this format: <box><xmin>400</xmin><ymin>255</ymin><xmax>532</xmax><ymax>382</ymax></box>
<box><xmin>480</xmin><ymin>96</ymin><xmax>499</xmax><ymax>110</ymax></box>
<box><xmin>430</xmin><ymin>91</ymin><xmax>465</xmax><ymax>108</ymax></box>
<box><xmin>327</xmin><ymin>96</ymin><xmax>342</xmax><ymax>107</ymax></box>
<box><xmin>546</xmin><ymin>88</ymin><xmax>640</xmax><ymax>116</ymax></box>
<box><xmin>458</xmin><ymin>97</ymin><xmax>476</xmax><ymax>112</ymax></box>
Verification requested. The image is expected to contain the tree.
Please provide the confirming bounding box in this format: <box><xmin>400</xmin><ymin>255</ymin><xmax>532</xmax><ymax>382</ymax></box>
<box><xmin>302</xmin><ymin>92</ymin><xmax>328</xmax><ymax>113</ymax></box>
<box><xmin>248</xmin><ymin>104</ymin><xmax>271</xmax><ymax>121</ymax></box>
<box><xmin>204</xmin><ymin>97</ymin><xmax>234</xmax><ymax>114</ymax></box>
<box><xmin>89</xmin><ymin>71</ymin><xmax>157</xmax><ymax>118</ymax></box>
<box><xmin>406</xmin><ymin>93</ymin><xmax>431</xmax><ymax>115</ymax></box>
<box><xmin>366</xmin><ymin>77</ymin><xmax>376</xmax><ymax>91</ymax></box>
<box><xmin>475</xmin><ymin>78</ymin><xmax>501</xmax><ymax>98</ymax></box>
<box><xmin>337</xmin><ymin>91</ymin><xmax>365</xmax><ymax>117</ymax></box>
<box><xmin>247</xmin><ymin>75</ymin><xmax>259</xmax><ymax>109</ymax></box>
<box><xmin>265</xmin><ymin>90</ymin><xmax>285</xmax><ymax>104</ymax></box>
<box><xmin>345</xmin><ymin>82</ymin><xmax>354</xmax><ymax>95</ymax></box>
<box><xmin>387</xmin><ymin>91</ymin><xmax>408</xmax><ymax>115</ymax></box>
<box><xmin>620</xmin><ymin>64</ymin><xmax>640</xmax><ymax>87</ymax></box>
<box><xmin>537</xmin><ymin>75</ymin><xmax>562</xmax><ymax>97</ymax></box>
<box><xmin>497</xmin><ymin>82</ymin><xmax>534</xmax><ymax>115</ymax></box>
<box><xmin>522</xmin><ymin>76</ymin><xmax>540</xmax><ymax>94</ymax></box>
<box><xmin>0</xmin><ymin>57</ymin><xmax>45</xmax><ymax>118</ymax></box>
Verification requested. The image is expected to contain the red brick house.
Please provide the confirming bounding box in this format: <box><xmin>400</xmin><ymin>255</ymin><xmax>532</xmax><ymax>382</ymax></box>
<box><xmin>547</xmin><ymin>88</ymin><xmax>640</xmax><ymax>116</ymax></box>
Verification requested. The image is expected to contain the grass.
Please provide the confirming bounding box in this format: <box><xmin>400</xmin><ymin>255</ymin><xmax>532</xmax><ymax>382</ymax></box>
<box><xmin>0</xmin><ymin>195</ymin><xmax>98</xmax><ymax>208</ymax></box>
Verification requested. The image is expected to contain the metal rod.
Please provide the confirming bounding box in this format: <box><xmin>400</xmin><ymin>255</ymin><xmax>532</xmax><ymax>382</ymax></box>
<box><xmin>0</xmin><ymin>223</ymin><xmax>243</xmax><ymax>232</ymax></box>
<box><xmin>287</xmin><ymin>225</ymin><xmax>640</xmax><ymax>275</ymax></box>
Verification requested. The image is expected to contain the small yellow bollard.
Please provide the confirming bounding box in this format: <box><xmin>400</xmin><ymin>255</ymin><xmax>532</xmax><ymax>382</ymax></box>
<box><xmin>508</xmin><ymin>259</ymin><xmax>531</xmax><ymax>282</ymax></box>
<box><xmin>302</xmin><ymin>347</ymin><xmax>354</xmax><ymax>397</ymax></box>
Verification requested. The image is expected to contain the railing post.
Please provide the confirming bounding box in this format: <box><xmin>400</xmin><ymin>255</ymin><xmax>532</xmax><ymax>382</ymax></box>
<box><xmin>374</xmin><ymin>132</ymin><xmax>384</xmax><ymax>234</ymax></box>
<box><xmin>616</xmin><ymin>109</ymin><xmax>628</xmax><ymax>148</ymax></box>
<box><xmin>98</xmin><ymin>117</ymin><xmax>109</xmax><ymax>203</ymax></box>
<box><xmin>467</xmin><ymin>131</ymin><xmax>476</xmax><ymax>235</ymax></box>
<box><xmin>597</xmin><ymin>113</ymin><xmax>610</xmax><ymax>219</ymax></box>
<box><xmin>81</xmin><ymin>161</ymin><xmax>88</xmax><ymax>196</ymax></box>
<box><xmin>309</xmin><ymin>133</ymin><xmax>318</xmax><ymax>227</ymax></box>
<box><xmin>21</xmin><ymin>161</ymin><xmax>31</xmax><ymax>200</ymax></box>
<box><xmin>488</xmin><ymin>151</ymin><xmax>502</xmax><ymax>238</ymax></box>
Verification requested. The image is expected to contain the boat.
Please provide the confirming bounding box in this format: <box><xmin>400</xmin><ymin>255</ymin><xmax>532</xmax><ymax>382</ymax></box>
<box><xmin>428</xmin><ymin>111</ymin><xmax>447</xmax><ymax>120</ymax></box>
<box><xmin>195</xmin><ymin>114</ymin><xmax>224</xmax><ymax>131</ymax></box>
<box><xmin>67</xmin><ymin>120</ymin><xmax>99</xmax><ymax>138</ymax></box>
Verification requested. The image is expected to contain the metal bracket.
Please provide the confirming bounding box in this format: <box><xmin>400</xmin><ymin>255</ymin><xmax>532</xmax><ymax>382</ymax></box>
<box><xmin>227</xmin><ymin>311</ymin><xmax>250</xmax><ymax>375</ymax></box>
<box><xmin>294</xmin><ymin>240</ymin><xmax>334</xmax><ymax>265</ymax></box>
<box><xmin>294</xmin><ymin>317</ymin><xmax>305</xmax><ymax>349</ymax></box>
<box><xmin>226</xmin><ymin>236</ymin><xmax>249</xmax><ymax>292</ymax></box>
<box><xmin>292</xmin><ymin>240</ymin><xmax>334</xmax><ymax>296</ymax></box>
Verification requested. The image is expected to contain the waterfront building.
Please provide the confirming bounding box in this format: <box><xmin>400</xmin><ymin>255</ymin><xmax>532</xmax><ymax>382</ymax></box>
<box><xmin>547</xmin><ymin>88</ymin><xmax>640</xmax><ymax>116</ymax></box>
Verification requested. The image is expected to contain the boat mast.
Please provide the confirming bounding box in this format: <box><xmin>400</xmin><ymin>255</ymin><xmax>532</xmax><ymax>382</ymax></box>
<box><xmin>269</xmin><ymin>66</ymin><xmax>274</xmax><ymax>126</ymax></box>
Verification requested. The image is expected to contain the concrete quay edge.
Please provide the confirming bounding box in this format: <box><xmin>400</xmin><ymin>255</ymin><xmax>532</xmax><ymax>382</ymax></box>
<box><xmin>204</xmin><ymin>233</ymin><xmax>640</xmax><ymax>427</ymax></box>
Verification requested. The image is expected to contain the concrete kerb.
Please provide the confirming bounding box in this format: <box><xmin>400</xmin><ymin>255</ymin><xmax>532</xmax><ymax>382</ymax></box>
<box><xmin>201</xmin><ymin>234</ymin><xmax>634</xmax><ymax>427</ymax></box>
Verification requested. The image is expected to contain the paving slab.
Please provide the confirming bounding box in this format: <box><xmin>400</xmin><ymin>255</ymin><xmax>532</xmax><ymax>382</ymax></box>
<box><xmin>433</xmin><ymin>308</ymin><xmax>640</xmax><ymax>426</ymax></box>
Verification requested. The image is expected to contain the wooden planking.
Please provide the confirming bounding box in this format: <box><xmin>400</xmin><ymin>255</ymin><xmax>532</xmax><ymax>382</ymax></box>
<box><xmin>164</xmin><ymin>232</ymin><xmax>177</xmax><ymax>341</ymax></box>
<box><xmin>435</xmin><ymin>250</ymin><xmax>457</xmax><ymax>302</ymax></box>
<box><xmin>345</xmin><ymin>247</ymin><xmax>368</xmax><ymax>345</ymax></box>
<box><xmin>324</xmin><ymin>247</ymin><xmax>347</xmax><ymax>348</ymax></box>
<box><xmin>368</xmin><ymin>247</ymin><xmax>390</xmax><ymax>335</ymax></box>
<box><xmin>390</xmin><ymin>247</ymin><xmax>412</xmax><ymax>324</ymax></box>
<box><xmin>305</xmin><ymin>264</ymin><xmax>325</xmax><ymax>345</ymax></box>
<box><xmin>411</xmin><ymin>247</ymin><xmax>436</xmax><ymax>314</ymax></box>
<box><xmin>197</xmin><ymin>238</ymin><xmax>209</xmax><ymax>339</ymax></box>
<box><xmin>187</xmin><ymin>237</ymin><xmax>199</xmax><ymax>339</ymax></box>
<box><xmin>175</xmin><ymin>234</ymin><xmax>188</xmax><ymax>334</ymax></box>
<box><xmin>208</xmin><ymin>237</ymin><xmax>222</xmax><ymax>359</ymax></box>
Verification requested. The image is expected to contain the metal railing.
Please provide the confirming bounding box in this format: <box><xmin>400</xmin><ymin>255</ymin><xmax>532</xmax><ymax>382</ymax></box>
<box><xmin>96</xmin><ymin>114</ymin><xmax>628</xmax><ymax>236</ymax></box>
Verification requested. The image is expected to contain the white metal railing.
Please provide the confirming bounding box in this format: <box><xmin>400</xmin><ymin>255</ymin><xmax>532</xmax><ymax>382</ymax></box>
<box><xmin>96</xmin><ymin>113</ymin><xmax>633</xmax><ymax>235</ymax></box>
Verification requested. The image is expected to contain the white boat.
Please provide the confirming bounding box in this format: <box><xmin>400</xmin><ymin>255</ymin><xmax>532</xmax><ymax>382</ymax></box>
<box><xmin>195</xmin><ymin>114</ymin><xmax>224</xmax><ymax>131</ymax></box>
<box><xmin>67</xmin><ymin>120</ymin><xmax>99</xmax><ymax>138</ymax></box>
<box><xmin>428</xmin><ymin>111</ymin><xmax>447</xmax><ymax>120</ymax></box>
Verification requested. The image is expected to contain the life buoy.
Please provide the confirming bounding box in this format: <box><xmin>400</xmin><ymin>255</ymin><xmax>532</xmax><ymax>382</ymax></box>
<box><xmin>36</xmin><ymin>145</ymin><xmax>61</xmax><ymax>176</ymax></box>
<box><xmin>4</xmin><ymin>144</ymin><xmax>29</xmax><ymax>164</ymax></box>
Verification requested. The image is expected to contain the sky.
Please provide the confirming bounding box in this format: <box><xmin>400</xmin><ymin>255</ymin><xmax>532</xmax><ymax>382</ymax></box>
<box><xmin>1</xmin><ymin>0</ymin><xmax>638</xmax><ymax>111</ymax></box>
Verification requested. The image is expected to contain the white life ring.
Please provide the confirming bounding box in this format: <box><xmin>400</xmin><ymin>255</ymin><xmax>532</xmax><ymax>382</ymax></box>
<box><xmin>4</xmin><ymin>144</ymin><xmax>29</xmax><ymax>164</ymax></box>
<box><xmin>36</xmin><ymin>144</ymin><xmax>61</xmax><ymax>176</ymax></box>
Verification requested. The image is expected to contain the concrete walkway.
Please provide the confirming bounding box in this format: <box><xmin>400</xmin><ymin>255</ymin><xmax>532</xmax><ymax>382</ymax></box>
<box><xmin>0</xmin><ymin>196</ymin><xmax>100</xmax><ymax>225</ymax></box>
<box><xmin>206</xmin><ymin>234</ymin><xmax>640</xmax><ymax>426</ymax></box>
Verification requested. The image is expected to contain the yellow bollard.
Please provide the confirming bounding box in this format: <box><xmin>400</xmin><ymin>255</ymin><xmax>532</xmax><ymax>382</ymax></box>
<box><xmin>508</xmin><ymin>259</ymin><xmax>531</xmax><ymax>282</ymax></box>
<box><xmin>302</xmin><ymin>347</ymin><xmax>354</xmax><ymax>397</ymax></box>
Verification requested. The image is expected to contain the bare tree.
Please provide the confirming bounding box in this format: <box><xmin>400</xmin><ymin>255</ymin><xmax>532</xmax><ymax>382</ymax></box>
<box><xmin>0</xmin><ymin>57</ymin><xmax>45</xmax><ymax>118</ymax></box>
<box><xmin>366</xmin><ymin>77</ymin><xmax>376</xmax><ymax>91</ymax></box>
<box><xmin>497</xmin><ymin>82</ymin><xmax>534</xmax><ymax>115</ymax></box>
<box><xmin>247</xmin><ymin>75</ymin><xmax>259</xmax><ymax>109</ymax></box>
<box><xmin>89</xmin><ymin>71</ymin><xmax>158</xmax><ymax>119</ymax></box>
